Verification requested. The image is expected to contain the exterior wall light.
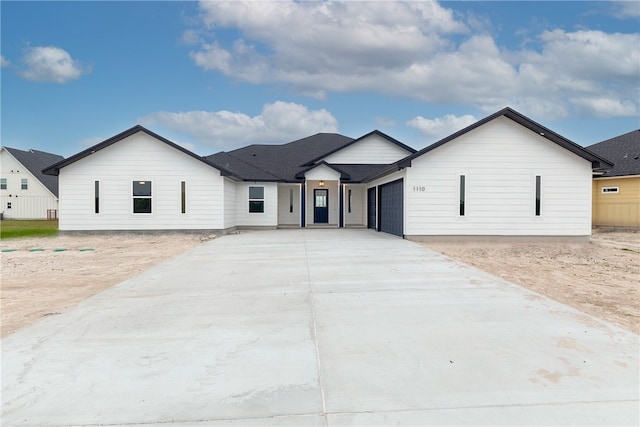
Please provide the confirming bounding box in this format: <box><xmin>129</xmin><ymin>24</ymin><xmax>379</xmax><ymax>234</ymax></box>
<box><xmin>319</xmin><ymin>181</ymin><xmax>325</xmax><ymax>187</ymax></box>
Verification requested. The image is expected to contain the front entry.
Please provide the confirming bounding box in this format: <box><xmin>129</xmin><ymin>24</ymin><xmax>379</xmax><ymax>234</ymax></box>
<box><xmin>314</xmin><ymin>189</ymin><xmax>329</xmax><ymax>223</ymax></box>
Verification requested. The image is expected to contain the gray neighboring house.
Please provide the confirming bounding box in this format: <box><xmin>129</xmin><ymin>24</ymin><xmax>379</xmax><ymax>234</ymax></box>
<box><xmin>0</xmin><ymin>146</ymin><xmax>64</xmax><ymax>219</ymax></box>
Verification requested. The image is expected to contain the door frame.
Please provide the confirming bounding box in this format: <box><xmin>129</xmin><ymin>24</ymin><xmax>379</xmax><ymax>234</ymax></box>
<box><xmin>314</xmin><ymin>188</ymin><xmax>329</xmax><ymax>223</ymax></box>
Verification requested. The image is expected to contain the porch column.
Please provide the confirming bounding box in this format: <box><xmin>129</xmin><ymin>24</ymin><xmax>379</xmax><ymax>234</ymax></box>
<box><xmin>300</xmin><ymin>182</ymin><xmax>306</xmax><ymax>227</ymax></box>
<box><xmin>339</xmin><ymin>182</ymin><xmax>344</xmax><ymax>228</ymax></box>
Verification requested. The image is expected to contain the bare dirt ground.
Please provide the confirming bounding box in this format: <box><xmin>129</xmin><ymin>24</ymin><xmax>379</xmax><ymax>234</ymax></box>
<box><xmin>1</xmin><ymin>233</ymin><xmax>209</xmax><ymax>337</ymax></box>
<box><xmin>424</xmin><ymin>229</ymin><xmax>639</xmax><ymax>334</ymax></box>
<box><xmin>2</xmin><ymin>229</ymin><xmax>638</xmax><ymax>338</ymax></box>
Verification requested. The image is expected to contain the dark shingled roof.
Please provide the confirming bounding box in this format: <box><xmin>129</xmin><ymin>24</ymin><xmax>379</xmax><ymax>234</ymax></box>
<box><xmin>208</xmin><ymin>133</ymin><xmax>355</xmax><ymax>182</ymax></box>
<box><xmin>587</xmin><ymin>129</ymin><xmax>640</xmax><ymax>177</ymax></box>
<box><xmin>3</xmin><ymin>147</ymin><xmax>64</xmax><ymax>196</ymax></box>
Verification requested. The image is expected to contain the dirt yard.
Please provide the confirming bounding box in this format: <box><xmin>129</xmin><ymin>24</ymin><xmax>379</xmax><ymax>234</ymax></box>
<box><xmin>1</xmin><ymin>229</ymin><xmax>638</xmax><ymax>337</ymax></box>
<box><xmin>424</xmin><ymin>229</ymin><xmax>639</xmax><ymax>334</ymax></box>
<box><xmin>1</xmin><ymin>233</ymin><xmax>209</xmax><ymax>337</ymax></box>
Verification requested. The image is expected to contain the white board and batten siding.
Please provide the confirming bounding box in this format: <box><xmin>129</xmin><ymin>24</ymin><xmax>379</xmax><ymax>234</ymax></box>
<box><xmin>405</xmin><ymin>117</ymin><xmax>593</xmax><ymax>237</ymax></box>
<box><xmin>0</xmin><ymin>149</ymin><xmax>58</xmax><ymax>219</ymax></box>
<box><xmin>58</xmin><ymin>132</ymin><xmax>226</xmax><ymax>231</ymax></box>
<box><xmin>321</xmin><ymin>134</ymin><xmax>412</xmax><ymax>164</ymax></box>
<box><xmin>234</xmin><ymin>182</ymin><xmax>278</xmax><ymax>227</ymax></box>
<box><xmin>223</xmin><ymin>178</ymin><xmax>237</xmax><ymax>229</ymax></box>
<box><xmin>344</xmin><ymin>184</ymin><xmax>366</xmax><ymax>226</ymax></box>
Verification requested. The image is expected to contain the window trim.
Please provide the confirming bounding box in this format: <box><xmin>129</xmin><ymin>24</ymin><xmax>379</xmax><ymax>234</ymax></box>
<box><xmin>535</xmin><ymin>175</ymin><xmax>542</xmax><ymax>217</ymax></box>
<box><xmin>601</xmin><ymin>186</ymin><xmax>619</xmax><ymax>194</ymax></box>
<box><xmin>132</xmin><ymin>180</ymin><xmax>152</xmax><ymax>214</ymax></box>
<box><xmin>459</xmin><ymin>175</ymin><xmax>466</xmax><ymax>217</ymax></box>
<box><xmin>248</xmin><ymin>186</ymin><xmax>265</xmax><ymax>213</ymax></box>
<box><xmin>181</xmin><ymin>181</ymin><xmax>186</xmax><ymax>214</ymax></box>
<box><xmin>94</xmin><ymin>180</ymin><xmax>100</xmax><ymax>214</ymax></box>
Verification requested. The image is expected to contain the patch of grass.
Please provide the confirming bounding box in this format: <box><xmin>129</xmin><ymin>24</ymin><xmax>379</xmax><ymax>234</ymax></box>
<box><xmin>0</xmin><ymin>220</ymin><xmax>59</xmax><ymax>240</ymax></box>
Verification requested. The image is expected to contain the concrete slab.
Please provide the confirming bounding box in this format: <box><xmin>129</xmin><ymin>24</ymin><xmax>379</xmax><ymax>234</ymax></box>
<box><xmin>2</xmin><ymin>229</ymin><xmax>638</xmax><ymax>426</ymax></box>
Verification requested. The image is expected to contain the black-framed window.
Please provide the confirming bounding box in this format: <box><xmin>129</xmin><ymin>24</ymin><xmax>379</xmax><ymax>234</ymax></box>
<box><xmin>94</xmin><ymin>180</ymin><xmax>100</xmax><ymax>214</ymax></box>
<box><xmin>535</xmin><ymin>175</ymin><xmax>541</xmax><ymax>216</ymax></box>
<box><xmin>249</xmin><ymin>186</ymin><xmax>264</xmax><ymax>213</ymax></box>
<box><xmin>0</xmin><ymin>178</ymin><xmax>6</xmax><ymax>190</ymax></box>
<box><xmin>459</xmin><ymin>175</ymin><xmax>466</xmax><ymax>216</ymax></box>
<box><xmin>21</xmin><ymin>178</ymin><xmax>28</xmax><ymax>190</ymax></box>
<box><xmin>133</xmin><ymin>180</ymin><xmax>152</xmax><ymax>214</ymax></box>
<box><xmin>348</xmin><ymin>189</ymin><xmax>352</xmax><ymax>213</ymax></box>
<box><xmin>289</xmin><ymin>188</ymin><xmax>293</xmax><ymax>213</ymax></box>
<box><xmin>181</xmin><ymin>181</ymin><xmax>186</xmax><ymax>214</ymax></box>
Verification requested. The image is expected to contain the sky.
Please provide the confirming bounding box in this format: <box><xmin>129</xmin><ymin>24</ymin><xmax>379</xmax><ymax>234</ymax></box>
<box><xmin>1</xmin><ymin>1</ymin><xmax>639</xmax><ymax>158</ymax></box>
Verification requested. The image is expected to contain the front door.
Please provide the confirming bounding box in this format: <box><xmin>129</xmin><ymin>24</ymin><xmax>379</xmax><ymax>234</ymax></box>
<box><xmin>314</xmin><ymin>189</ymin><xmax>328</xmax><ymax>223</ymax></box>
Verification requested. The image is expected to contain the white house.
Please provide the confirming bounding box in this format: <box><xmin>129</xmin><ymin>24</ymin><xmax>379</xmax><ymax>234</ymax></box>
<box><xmin>1</xmin><ymin>147</ymin><xmax>64</xmax><ymax>219</ymax></box>
<box><xmin>43</xmin><ymin>108</ymin><xmax>612</xmax><ymax>240</ymax></box>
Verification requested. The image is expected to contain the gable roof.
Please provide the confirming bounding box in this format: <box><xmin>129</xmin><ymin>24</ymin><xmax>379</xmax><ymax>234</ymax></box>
<box><xmin>302</xmin><ymin>129</ymin><xmax>416</xmax><ymax>166</ymax></box>
<box><xmin>207</xmin><ymin>133</ymin><xmax>354</xmax><ymax>182</ymax></box>
<box><xmin>366</xmin><ymin>107</ymin><xmax>613</xmax><ymax>181</ymax></box>
<box><xmin>294</xmin><ymin>161</ymin><xmax>352</xmax><ymax>180</ymax></box>
<box><xmin>42</xmin><ymin>125</ymin><xmax>233</xmax><ymax>177</ymax></box>
<box><xmin>587</xmin><ymin>129</ymin><xmax>640</xmax><ymax>177</ymax></box>
<box><xmin>2</xmin><ymin>147</ymin><xmax>64</xmax><ymax>196</ymax></box>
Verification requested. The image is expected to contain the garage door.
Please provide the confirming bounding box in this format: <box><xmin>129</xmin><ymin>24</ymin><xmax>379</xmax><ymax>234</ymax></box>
<box><xmin>378</xmin><ymin>179</ymin><xmax>403</xmax><ymax>237</ymax></box>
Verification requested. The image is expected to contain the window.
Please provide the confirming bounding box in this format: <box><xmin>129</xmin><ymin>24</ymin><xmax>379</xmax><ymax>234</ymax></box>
<box><xmin>94</xmin><ymin>181</ymin><xmax>100</xmax><ymax>214</ymax></box>
<box><xmin>21</xmin><ymin>178</ymin><xmax>28</xmax><ymax>190</ymax></box>
<box><xmin>602</xmin><ymin>187</ymin><xmax>619</xmax><ymax>194</ymax></box>
<box><xmin>249</xmin><ymin>186</ymin><xmax>264</xmax><ymax>213</ymax></box>
<box><xmin>0</xmin><ymin>178</ymin><xmax>6</xmax><ymax>190</ymax></box>
<box><xmin>181</xmin><ymin>181</ymin><xmax>186</xmax><ymax>214</ymax></box>
<box><xmin>289</xmin><ymin>188</ymin><xmax>293</xmax><ymax>213</ymax></box>
<box><xmin>133</xmin><ymin>180</ymin><xmax>152</xmax><ymax>213</ymax></box>
<box><xmin>535</xmin><ymin>175</ymin><xmax>542</xmax><ymax>216</ymax></box>
<box><xmin>348</xmin><ymin>189</ymin><xmax>352</xmax><ymax>213</ymax></box>
<box><xmin>6</xmin><ymin>202</ymin><xmax>11</xmax><ymax>209</ymax></box>
<box><xmin>459</xmin><ymin>175</ymin><xmax>466</xmax><ymax>216</ymax></box>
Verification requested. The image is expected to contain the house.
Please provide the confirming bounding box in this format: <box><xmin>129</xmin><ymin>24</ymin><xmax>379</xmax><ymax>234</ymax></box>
<box><xmin>587</xmin><ymin>130</ymin><xmax>640</xmax><ymax>228</ymax></box>
<box><xmin>43</xmin><ymin>107</ymin><xmax>612</xmax><ymax>239</ymax></box>
<box><xmin>1</xmin><ymin>146</ymin><xmax>64</xmax><ymax>219</ymax></box>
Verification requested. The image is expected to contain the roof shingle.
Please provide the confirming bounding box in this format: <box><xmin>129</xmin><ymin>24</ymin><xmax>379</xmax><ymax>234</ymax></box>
<box><xmin>587</xmin><ymin>129</ymin><xmax>640</xmax><ymax>177</ymax></box>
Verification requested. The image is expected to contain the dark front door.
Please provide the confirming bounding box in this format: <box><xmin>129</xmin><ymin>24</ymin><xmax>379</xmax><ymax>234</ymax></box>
<box><xmin>314</xmin><ymin>189</ymin><xmax>329</xmax><ymax>223</ymax></box>
<box><xmin>367</xmin><ymin>187</ymin><xmax>376</xmax><ymax>229</ymax></box>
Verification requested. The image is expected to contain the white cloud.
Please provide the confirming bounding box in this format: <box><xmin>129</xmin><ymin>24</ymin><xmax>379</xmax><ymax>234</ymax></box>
<box><xmin>407</xmin><ymin>114</ymin><xmax>477</xmax><ymax>140</ymax></box>
<box><xmin>0</xmin><ymin>55</ymin><xmax>10</xmax><ymax>67</ymax></box>
<box><xmin>20</xmin><ymin>46</ymin><xmax>89</xmax><ymax>83</ymax></box>
<box><xmin>138</xmin><ymin>101</ymin><xmax>338</xmax><ymax>149</ymax></box>
<box><xmin>610</xmin><ymin>1</ymin><xmax>640</xmax><ymax>18</ymax></box>
<box><xmin>186</xmin><ymin>0</ymin><xmax>639</xmax><ymax>121</ymax></box>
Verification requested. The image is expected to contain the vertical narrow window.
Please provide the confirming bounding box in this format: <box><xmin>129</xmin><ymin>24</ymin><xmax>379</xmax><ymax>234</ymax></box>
<box><xmin>348</xmin><ymin>189</ymin><xmax>352</xmax><ymax>213</ymax></box>
<box><xmin>0</xmin><ymin>178</ymin><xmax>6</xmax><ymax>189</ymax></box>
<box><xmin>181</xmin><ymin>181</ymin><xmax>186</xmax><ymax>214</ymax></box>
<box><xmin>249</xmin><ymin>186</ymin><xmax>265</xmax><ymax>213</ymax></box>
<box><xmin>21</xmin><ymin>178</ymin><xmax>28</xmax><ymax>190</ymax></box>
<box><xmin>289</xmin><ymin>188</ymin><xmax>293</xmax><ymax>213</ymax></box>
<box><xmin>535</xmin><ymin>175</ymin><xmax>541</xmax><ymax>216</ymax></box>
<box><xmin>94</xmin><ymin>180</ymin><xmax>100</xmax><ymax>213</ymax></box>
<box><xmin>133</xmin><ymin>180</ymin><xmax>152</xmax><ymax>213</ymax></box>
<box><xmin>459</xmin><ymin>175</ymin><xmax>466</xmax><ymax>216</ymax></box>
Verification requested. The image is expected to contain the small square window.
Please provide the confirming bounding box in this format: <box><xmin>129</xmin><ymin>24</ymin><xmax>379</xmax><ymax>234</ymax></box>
<box><xmin>0</xmin><ymin>178</ymin><xmax>6</xmax><ymax>190</ymax></box>
<box><xmin>602</xmin><ymin>187</ymin><xmax>619</xmax><ymax>194</ymax></box>
<box><xmin>21</xmin><ymin>178</ymin><xmax>28</xmax><ymax>190</ymax></box>
<box><xmin>7</xmin><ymin>202</ymin><xmax>11</xmax><ymax>209</ymax></box>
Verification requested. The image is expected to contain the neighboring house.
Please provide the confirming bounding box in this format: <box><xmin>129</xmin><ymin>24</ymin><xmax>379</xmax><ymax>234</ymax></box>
<box><xmin>587</xmin><ymin>130</ymin><xmax>640</xmax><ymax>228</ymax></box>
<box><xmin>1</xmin><ymin>147</ymin><xmax>64</xmax><ymax>219</ymax></box>
<box><xmin>43</xmin><ymin>107</ymin><xmax>612</xmax><ymax>239</ymax></box>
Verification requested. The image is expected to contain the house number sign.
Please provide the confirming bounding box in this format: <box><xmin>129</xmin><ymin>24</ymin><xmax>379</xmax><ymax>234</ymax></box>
<box><xmin>412</xmin><ymin>186</ymin><xmax>426</xmax><ymax>192</ymax></box>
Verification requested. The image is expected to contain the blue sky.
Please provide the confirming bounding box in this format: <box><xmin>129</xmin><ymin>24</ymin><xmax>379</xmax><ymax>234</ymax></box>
<box><xmin>1</xmin><ymin>1</ymin><xmax>639</xmax><ymax>157</ymax></box>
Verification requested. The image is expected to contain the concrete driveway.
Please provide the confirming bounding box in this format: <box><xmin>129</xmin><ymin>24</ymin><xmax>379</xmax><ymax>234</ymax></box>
<box><xmin>2</xmin><ymin>229</ymin><xmax>638</xmax><ymax>426</ymax></box>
